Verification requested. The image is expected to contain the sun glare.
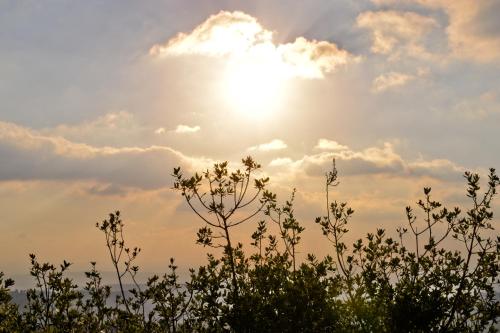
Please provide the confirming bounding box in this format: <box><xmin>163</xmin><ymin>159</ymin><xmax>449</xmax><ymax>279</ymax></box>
<box><xmin>153</xmin><ymin>11</ymin><xmax>360</xmax><ymax>119</ymax></box>
<box><xmin>221</xmin><ymin>54</ymin><xmax>288</xmax><ymax>118</ymax></box>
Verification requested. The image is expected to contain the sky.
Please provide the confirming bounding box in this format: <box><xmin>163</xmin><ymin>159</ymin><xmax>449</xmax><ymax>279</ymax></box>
<box><xmin>1</xmin><ymin>0</ymin><xmax>499</xmax><ymax>284</ymax></box>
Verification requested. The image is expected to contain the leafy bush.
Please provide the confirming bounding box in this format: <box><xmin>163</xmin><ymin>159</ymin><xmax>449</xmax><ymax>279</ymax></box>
<box><xmin>0</xmin><ymin>157</ymin><xmax>498</xmax><ymax>332</ymax></box>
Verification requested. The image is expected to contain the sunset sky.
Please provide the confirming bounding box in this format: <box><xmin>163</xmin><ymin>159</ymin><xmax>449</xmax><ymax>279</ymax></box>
<box><xmin>1</xmin><ymin>0</ymin><xmax>499</xmax><ymax>283</ymax></box>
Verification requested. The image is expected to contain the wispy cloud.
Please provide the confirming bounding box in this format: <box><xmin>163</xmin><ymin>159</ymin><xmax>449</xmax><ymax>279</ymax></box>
<box><xmin>419</xmin><ymin>0</ymin><xmax>500</xmax><ymax>62</ymax></box>
<box><xmin>369</xmin><ymin>0</ymin><xmax>500</xmax><ymax>63</ymax></box>
<box><xmin>372</xmin><ymin>68</ymin><xmax>429</xmax><ymax>93</ymax></box>
<box><xmin>357</xmin><ymin>10</ymin><xmax>438</xmax><ymax>60</ymax></box>
<box><xmin>154</xmin><ymin>127</ymin><xmax>166</xmax><ymax>135</ymax></box>
<box><xmin>151</xmin><ymin>11</ymin><xmax>360</xmax><ymax>79</ymax></box>
<box><xmin>452</xmin><ymin>89</ymin><xmax>500</xmax><ymax>119</ymax></box>
<box><xmin>44</xmin><ymin>111</ymin><xmax>143</xmax><ymax>146</ymax></box>
<box><xmin>372</xmin><ymin>71</ymin><xmax>415</xmax><ymax>92</ymax></box>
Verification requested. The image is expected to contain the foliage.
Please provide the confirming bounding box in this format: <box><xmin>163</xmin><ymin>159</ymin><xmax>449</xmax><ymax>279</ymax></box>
<box><xmin>22</xmin><ymin>254</ymin><xmax>83</xmax><ymax>332</ymax></box>
<box><xmin>0</xmin><ymin>157</ymin><xmax>498</xmax><ymax>332</ymax></box>
<box><xmin>0</xmin><ymin>272</ymin><xmax>19</xmax><ymax>332</ymax></box>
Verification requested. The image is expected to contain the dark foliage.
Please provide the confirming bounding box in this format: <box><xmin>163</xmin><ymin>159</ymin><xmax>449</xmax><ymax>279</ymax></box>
<box><xmin>0</xmin><ymin>157</ymin><xmax>498</xmax><ymax>332</ymax></box>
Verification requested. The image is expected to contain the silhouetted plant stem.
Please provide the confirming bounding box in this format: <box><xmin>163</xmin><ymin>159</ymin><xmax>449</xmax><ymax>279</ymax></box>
<box><xmin>97</xmin><ymin>211</ymin><xmax>141</xmax><ymax>316</ymax></box>
<box><xmin>223</xmin><ymin>219</ymin><xmax>238</xmax><ymax>298</ymax></box>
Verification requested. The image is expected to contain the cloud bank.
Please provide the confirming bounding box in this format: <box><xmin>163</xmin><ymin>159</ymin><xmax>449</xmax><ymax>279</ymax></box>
<box><xmin>0</xmin><ymin>118</ymin><xmax>467</xmax><ymax>194</ymax></box>
<box><xmin>0</xmin><ymin>120</ymin><xmax>210</xmax><ymax>190</ymax></box>
<box><xmin>270</xmin><ymin>141</ymin><xmax>464</xmax><ymax>180</ymax></box>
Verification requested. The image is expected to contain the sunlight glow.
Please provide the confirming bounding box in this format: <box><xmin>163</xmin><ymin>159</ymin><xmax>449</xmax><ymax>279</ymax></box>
<box><xmin>220</xmin><ymin>42</ymin><xmax>291</xmax><ymax>118</ymax></box>
<box><xmin>222</xmin><ymin>57</ymin><xmax>288</xmax><ymax>117</ymax></box>
<box><xmin>153</xmin><ymin>11</ymin><xmax>359</xmax><ymax>118</ymax></box>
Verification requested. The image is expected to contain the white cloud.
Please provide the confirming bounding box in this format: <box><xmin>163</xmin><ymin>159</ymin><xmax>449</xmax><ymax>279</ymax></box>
<box><xmin>269</xmin><ymin>157</ymin><xmax>294</xmax><ymax>167</ymax></box>
<box><xmin>151</xmin><ymin>11</ymin><xmax>360</xmax><ymax>79</ymax></box>
<box><xmin>174</xmin><ymin>125</ymin><xmax>200</xmax><ymax>134</ymax></box>
<box><xmin>314</xmin><ymin>139</ymin><xmax>349</xmax><ymax>151</ymax></box>
<box><xmin>150</xmin><ymin>11</ymin><xmax>270</xmax><ymax>57</ymax></box>
<box><xmin>248</xmin><ymin>139</ymin><xmax>288</xmax><ymax>152</ymax></box>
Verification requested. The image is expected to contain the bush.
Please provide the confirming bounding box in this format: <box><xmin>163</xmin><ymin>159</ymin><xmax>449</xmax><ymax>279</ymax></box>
<box><xmin>0</xmin><ymin>157</ymin><xmax>498</xmax><ymax>332</ymax></box>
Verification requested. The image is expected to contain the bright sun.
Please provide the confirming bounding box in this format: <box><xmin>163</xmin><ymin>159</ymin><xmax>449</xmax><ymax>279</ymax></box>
<box><xmin>221</xmin><ymin>56</ymin><xmax>288</xmax><ymax>118</ymax></box>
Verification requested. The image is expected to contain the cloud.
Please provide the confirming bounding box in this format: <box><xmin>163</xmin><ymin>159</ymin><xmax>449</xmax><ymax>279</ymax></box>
<box><xmin>174</xmin><ymin>124</ymin><xmax>200</xmax><ymax>134</ymax></box>
<box><xmin>371</xmin><ymin>67</ymin><xmax>430</xmax><ymax>93</ymax></box>
<box><xmin>0</xmin><ymin>117</ymin><xmax>467</xmax><ymax>196</ymax></box>
<box><xmin>369</xmin><ymin>0</ymin><xmax>500</xmax><ymax>62</ymax></box>
<box><xmin>151</xmin><ymin>11</ymin><xmax>360</xmax><ymax>79</ymax></box>
<box><xmin>357</xmin><ymin>10</ymin><xmax>438</xmax><ymax>60</ymax></box>
<box><xmin>372</xmin><ymin>71</ymin><xmax>415</xmax><ymax>92</ymax></box>
<box><xmin>0</xmin><ymin>121</ymin><xmax>106</xmax><ymax>159</ymax></box>
<box><xmin>269</xmin><ymin>157</ymin><xmax>294</xmax><ymax>167</ymax></box>
<box><xmin>0</xmin><ymin>120</ymin><xmax>212</xmax><ymax>190</ymax></box>
<box><xmin>452</xmin><ymin>89</ymin><xmax>500</xmax><ymax>119</ymax></box>
<box><xmin>45</xmin><ymin>111</ymin><xmax>141</xmax><ymax>144</ymax></box>
<box><xmin>248</xmin><ymin>139</ymin><xmax>288</xmax><ymax>152</ymax></box>
<box><xmin>155</xmin><ymin>127</ymin><xmax>166</xmax><ymax>134</ymax></box>
<box><xmin>87</xmin><ymin>183</ymin><xmax>129</xmax><ymax>197</ymax></box>
<box><xmin>156</xmin><ymin>125</ymin><xmax>201</xmax><ymax>135</ymax></box>
<box><xmin>314</xmin><ymin>139</ymin><xmax>349</xmax><ymax>151</ymax></box>
<box><xmin>268</xmin><ymin>141</ymin><xmax>464</xmax><ymax>181</ymax></box>
<box><xmin>150</xmin><ymin>11</ymin><xmax>269</xmax><ymax>57</ymax></box>
<box><xmin>408</xmin><ymin>158</ymin><xmax>464</xmax><ymax>179</ymax></box>
<box><xmin>420</xmin><ymin>0</ymin><xmax>500</xmax><ymax>62</ymax></box>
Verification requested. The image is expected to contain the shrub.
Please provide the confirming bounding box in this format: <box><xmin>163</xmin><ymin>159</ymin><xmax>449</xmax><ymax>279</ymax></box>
<box><xmin>0</xmin><ymin>158</ymin><xmax>498</xmax><ymax>332</ymax></box>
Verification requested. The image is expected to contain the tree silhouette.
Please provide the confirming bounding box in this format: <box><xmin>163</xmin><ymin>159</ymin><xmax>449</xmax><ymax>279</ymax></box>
<box><xmin>172</xmin><ymin>156</ymin><xmax>276</xmax><ymax>299</ymax></box>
